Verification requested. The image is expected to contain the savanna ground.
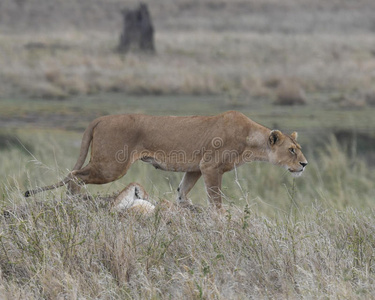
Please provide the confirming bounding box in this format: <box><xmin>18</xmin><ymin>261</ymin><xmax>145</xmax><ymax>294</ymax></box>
<box><xmin>1</xmin><ymin>0</ymin><xmax>375</xmax><ymax>298</ymax></box>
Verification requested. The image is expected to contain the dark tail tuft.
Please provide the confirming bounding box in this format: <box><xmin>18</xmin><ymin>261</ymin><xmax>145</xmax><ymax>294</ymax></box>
<box><xmin>24</xmin><ymin>190</ymin><xmax>31</xmax><ymax>197</ymax></box>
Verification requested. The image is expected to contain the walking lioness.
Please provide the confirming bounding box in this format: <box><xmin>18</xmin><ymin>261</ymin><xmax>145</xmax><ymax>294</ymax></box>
<box><xmin>25</xmin><ymin>111</ymin><xmax>308</xmax><ymax>208</ymax></box>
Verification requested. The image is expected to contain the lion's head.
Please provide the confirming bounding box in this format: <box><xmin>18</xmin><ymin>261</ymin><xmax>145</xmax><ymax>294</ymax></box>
<box><xmin>268</xmin><ymin>130</ymin><xmax>308</xmax><ymax>177</ymax></box>
<box><xmin>112</xmin><ymin>182</ymin><xmax>149</xmax><ymax>212</ymax></box>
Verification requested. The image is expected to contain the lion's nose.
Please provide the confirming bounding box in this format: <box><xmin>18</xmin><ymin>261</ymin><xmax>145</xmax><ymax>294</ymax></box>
<box><xmin>300</xmin><ymin>162</ymin><xmax>308</xmax><ymax>168</ymax></box>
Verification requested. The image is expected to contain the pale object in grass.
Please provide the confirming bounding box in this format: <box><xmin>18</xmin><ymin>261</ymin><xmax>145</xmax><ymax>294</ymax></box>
<box><xmin>111</xmin><ymin>182</ymin><xmax>155</xmax><ymax>216</ymax></box>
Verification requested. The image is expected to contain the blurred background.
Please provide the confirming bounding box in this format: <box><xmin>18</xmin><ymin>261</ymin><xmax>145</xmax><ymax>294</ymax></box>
<box><xmin>1</xmin><ymin>0</ymin><xmax>375</xmax><ymax>212</ymax></box>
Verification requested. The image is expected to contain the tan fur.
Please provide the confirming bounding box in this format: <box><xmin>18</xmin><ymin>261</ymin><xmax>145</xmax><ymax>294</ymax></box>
<box><xmin>25</xmin><ymin>111</ymin><xmax>308</xmax><ymax>208</ymax></box>
<box><xmin>111</xmin><ymin>183</ymin><xmax>176</xmax><ymax>217</ymax></box>
<box><xmin>111</xmin><ymin>182</ymin><xmax>155</xmax><ymax>216</ymax></box>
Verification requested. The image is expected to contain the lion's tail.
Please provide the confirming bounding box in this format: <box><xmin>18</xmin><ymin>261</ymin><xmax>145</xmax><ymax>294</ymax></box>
<box><xmin>24</xmin><ymin>118</ymin><xmax>101</xmax><ymax>198</ymax></box>
<box><xmin>72</xmin><ymin>118</ymin><xmax>100</xmax><ymax>170</ymax></box>
<box><xmin>24</xmin><ymin>176</ymin><xmax>72</xmax><ymax>197</ymax></box>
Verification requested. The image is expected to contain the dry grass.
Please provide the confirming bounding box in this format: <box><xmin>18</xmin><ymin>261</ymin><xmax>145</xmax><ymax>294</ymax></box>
<box><xmin>1</xmin><ymin>31</ymin><xmax>375</xmax><ymax>103</ymax></box>
<box><xmin>365</xmin><ymin>90</ymin><xmax>375</xmax><ymax>106</ymax></box>
<box><xmin>0</xmin><ymin>192</ymin><xmax>374</xmax><ymax>299</ymax></box>
<box><xmin>274</xmin><ymin>79</ymin><xmax>307</xmax><ymax>106</ymax></box>
<box><xmin>1</xmin><ymin>0</ymin><xmax>375</xmax><ymax>101</ymax></box>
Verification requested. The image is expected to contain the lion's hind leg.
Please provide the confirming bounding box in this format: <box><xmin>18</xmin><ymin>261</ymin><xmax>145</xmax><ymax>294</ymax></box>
<box><xmin>71</xmin><ymin>159</ymin><xmax>133</xmax><ymax>185</ymax></box>
<box><xmin>67</xmin><ymin>180</ymin><xmax>82</xmax><ymax>196</ymax></box>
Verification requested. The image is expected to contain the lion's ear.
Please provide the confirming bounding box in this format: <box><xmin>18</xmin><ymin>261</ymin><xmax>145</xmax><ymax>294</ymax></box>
<box><xmin>291</xmin><ymin>131</ymin><xmax>298</xmax><ymax>140</ymax></box>
<box><xmin>134</xmin><ymin>186</ymin><xmax>140</xmax><ymax>199</ymax></box>
<box><xmin>269</xmin><ymin>130</ymin><xmax>282</xmax><ymax>146</ymax></box>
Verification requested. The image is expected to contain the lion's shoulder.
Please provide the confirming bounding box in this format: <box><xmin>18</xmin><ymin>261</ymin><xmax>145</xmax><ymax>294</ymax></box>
<box><xmin>221</xmin><ymin>110</ymin><xmax>247</xmax><ymax>118</ymax></box>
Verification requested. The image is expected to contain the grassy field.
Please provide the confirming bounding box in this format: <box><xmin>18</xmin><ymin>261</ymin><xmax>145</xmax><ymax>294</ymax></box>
<box><xmin>1</xmin><ymin>94</ymin><xmax>375</xmax><ymax>298</ymax></box>
<box><xmin>1</xmin><ymin>0</ymin><xmax>375</xmax><ymax>298</ymax></box>
<box><xmin>1</xmin><ymin>195</ymin><xmax>375</xmax><ymax>299</ymax></box>
<box><xmin>2</xmin><ymin>31</ymin><xmax>375</xmax><ymax>104</ymax></box>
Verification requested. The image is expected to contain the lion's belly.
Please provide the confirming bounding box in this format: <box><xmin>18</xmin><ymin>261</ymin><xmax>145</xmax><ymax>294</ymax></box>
<box><xmin>140</xmin><ymin>156</ymin><xmax>200</xmax><ymax>172</ymax></box>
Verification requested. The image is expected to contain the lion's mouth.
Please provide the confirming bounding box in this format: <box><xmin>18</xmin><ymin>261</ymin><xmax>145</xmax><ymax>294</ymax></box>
<box><xmin>288</xmin><ymin>168</ymin><xmax>304</xmax><ymax>177</ymax></box>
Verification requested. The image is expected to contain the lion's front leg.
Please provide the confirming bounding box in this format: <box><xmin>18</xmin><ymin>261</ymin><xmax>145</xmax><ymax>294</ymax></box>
<box><xmin>201</xmin><ymin>168</ymin><xmax>223</xmax><ymax>209</ymax></box>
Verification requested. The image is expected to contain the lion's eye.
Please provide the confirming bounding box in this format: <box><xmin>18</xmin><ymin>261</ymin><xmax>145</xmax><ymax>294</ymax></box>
<box><xmin>289</xmin><ymin>148</ymin><xmax>296</xmax><ymax>155</ymax></box>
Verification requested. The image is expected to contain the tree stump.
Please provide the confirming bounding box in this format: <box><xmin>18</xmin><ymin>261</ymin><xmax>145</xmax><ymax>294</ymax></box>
<box><xmin>118</xmin><ymin>3</ymin><xmax>155</xmax><ymax>53</ymax></box>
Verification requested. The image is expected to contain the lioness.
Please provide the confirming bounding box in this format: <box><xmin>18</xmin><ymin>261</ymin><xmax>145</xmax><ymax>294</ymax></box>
<box><xmin>25</xmin><ymin>111</ymin><xmax>307</xmax><ymax>208</ymax></box>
